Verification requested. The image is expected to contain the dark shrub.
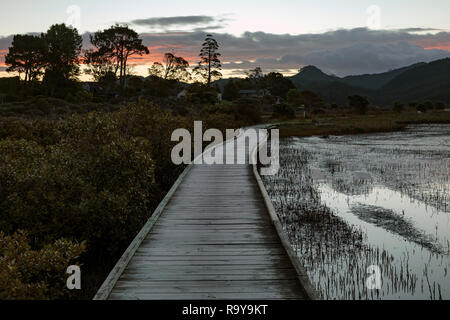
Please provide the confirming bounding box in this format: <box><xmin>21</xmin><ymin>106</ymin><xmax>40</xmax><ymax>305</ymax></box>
<box><xmin>272</xmin><ymin>103</ymin><xmax>295</xmax><ymax>119</ymax></box>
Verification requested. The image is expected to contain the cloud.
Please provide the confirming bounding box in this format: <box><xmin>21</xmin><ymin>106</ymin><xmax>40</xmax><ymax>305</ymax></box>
<box><xmin>129</xmin><ymin>15</ymin><xmax>229</xmax><ymax>32</ymax></box>
<box><xmin>133</xmin><ymin>27</ymin><xmax>450</xmax><ymax>75</ymax></box>
<box><xmin>398</xmin><ymin>27</ymin><xmax>442</xmax><ymax>33</ymax></box>
<box><xmin>0</xmin><ymin>27</ymin><xmax>449</xmax><ymax>76</ymax></box>
<box><xmin>131</xmin><ymin>16</ymin><xmax>215</xmax><ymax>27</ymax></box>
<box><xmin>275</xmin><ymin>42</ymin><xmax>450</xmax><ymax>75</ymax></box>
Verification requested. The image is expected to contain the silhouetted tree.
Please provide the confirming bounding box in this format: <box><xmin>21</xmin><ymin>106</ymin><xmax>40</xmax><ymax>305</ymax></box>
<box><xmin>194</xmin><ymin>34</ymin><xmax>222</xmax><ymax>86</ymax></box>
<box><xmin>287</xmin><ymin>89</ymin><xmax>303</xmax><ymax>107</ymax></box>
<box><xmin>301</xmin><ymin>90</ymin><xmax>323</xmax><ymax>109</ymax></box>
<box><xmin>223</xmin><ymin>80</ymin><xmax>239</xmax><ymax>101</ymax></box>
<box><xmin>186</xmin><ymin>83</ymin><xmax>218</xmax><ymax>104</ymax></box>
<box><xmin>348</xmin><ymin>95</ymin><xmax>369</xmax><ymax>114</ymax></box>
<box><xmin>148</xmin><ymin>53</ymin><xmax>190</xmax><ymax>82</ymax></box>
<box><xmin>262</xmin><ymin>72</ymin><xmax>295</xmax><ymax>99</ymax></box>
<box><xmin>246</xmin><ymin>67</ymin><xmax>263</xmax><ymax>80</ymax></box>
<box><xmin>89</xmin><ymin>25</ymin><xmax>149</xmax><ymax>86</ymax></box>
<box><xmin>272</xmin><ymin>103</ymin><xmax>295</xmax><ymax>119</ymax></box>
<box><xmin>43</xmin><ymin>24</ymin><xmax>82</xmax><ymax>81</ymax></box>
<box><xmin>5</xmin><ymin>34</ymin><xmax>46</xmax><ymax>83</ymax></box>
<box><xmin>84</xmin><ymin>49</ymin><xmax>116</xmax><ymax>82</ymax></box>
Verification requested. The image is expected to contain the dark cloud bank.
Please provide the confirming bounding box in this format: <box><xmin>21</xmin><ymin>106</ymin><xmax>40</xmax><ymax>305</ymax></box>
<box><xmin>1</xmin><ymin>26</ymin><xmax>450</xmax><ymax>76</ymax></box>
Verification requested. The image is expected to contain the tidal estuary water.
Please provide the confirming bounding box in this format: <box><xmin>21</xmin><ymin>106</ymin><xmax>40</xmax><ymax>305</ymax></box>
<box><xmin>262</xmin><ymin>124</ymin><xmax>450</xmax><ymax>300</ymax></box>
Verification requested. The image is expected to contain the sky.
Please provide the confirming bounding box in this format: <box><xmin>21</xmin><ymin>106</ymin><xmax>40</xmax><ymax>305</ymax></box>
<box><xmin>1</xmin><ymin>0</ymin><xmax>450</xmax><ymax>78</ymax></box>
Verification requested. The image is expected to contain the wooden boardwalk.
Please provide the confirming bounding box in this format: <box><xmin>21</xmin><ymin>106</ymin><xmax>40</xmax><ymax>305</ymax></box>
<box><xmin>95</xmin><ymin>129</ymin><xmax>316</xmax><ymax>300</ymax></box>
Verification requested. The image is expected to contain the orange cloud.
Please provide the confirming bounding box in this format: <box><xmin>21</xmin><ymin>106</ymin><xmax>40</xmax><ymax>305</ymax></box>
<box><xmin>0</xmin><ymin>49</ymin><xmax>7</xmax><ymax>66</ymax></box>
<box><xmin>127</xmin><ymin>46</ymin><xmax>200</xmax><ymax>66</ymax></box>
<box><xmin>424</xmin><ymin>45</ymin><xmax>450</xmax><ymax>51</ymax></box>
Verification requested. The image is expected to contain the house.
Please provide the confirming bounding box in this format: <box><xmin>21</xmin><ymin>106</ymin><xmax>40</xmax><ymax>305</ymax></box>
<box><xmin>238</xmin><ymin>89</ymin><xmax>266</xmax><ymax>99</ymax></box>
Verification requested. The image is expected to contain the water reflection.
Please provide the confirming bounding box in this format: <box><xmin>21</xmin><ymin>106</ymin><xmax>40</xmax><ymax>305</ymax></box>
<box><xmin>264</xmin><ymin>124</ymin><xmax>450</xmax><ymax>299</ymax></box>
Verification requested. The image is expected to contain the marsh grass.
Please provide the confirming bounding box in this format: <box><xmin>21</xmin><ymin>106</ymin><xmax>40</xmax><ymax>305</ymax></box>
<box><xmin>277</xmin><ymin>110</ymin><xmax>450</xmax><ymax>138</ymax></box>
<box><xmin>262</xmin><ymin>131</ymin><xmax>449</xmax><ymax>299</ymax></box>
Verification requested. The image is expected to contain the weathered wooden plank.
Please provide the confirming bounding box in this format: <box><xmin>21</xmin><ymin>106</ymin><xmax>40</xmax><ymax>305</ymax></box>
<box><xmin>122</xmin><ymin>273</ymin><xmax>296</xmax><ymax>280</ymax></box>
<box><xmin>97</xmin><ymin>129</ymin><xmax>316</xmax><ymax>301</ymax></box>
<box><xmin>108</xmin><ymin>292</ymin><xmax>302</xmax><ymax>300</ymax></box>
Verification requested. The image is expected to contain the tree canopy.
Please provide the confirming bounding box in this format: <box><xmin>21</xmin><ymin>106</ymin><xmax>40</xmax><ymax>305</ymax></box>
<box><xmin>43</xmin><ymin>24</ymin><xmax>83</xmax><ymax>81</ymax></box>
<box><xmin>87</xmin><ymin>24</ymin><xmax>149</xmax><ymax>86</ymax></box>
<box><xmin>148</xmin><ymin>53</ymin><xmax>191</xmax><ymax>82</ymax></box>
<box><xmin>348</xmin><ymin>95</ymin><xmax>370</xmax><ymax>114</ymax></box>
<box><xmin>5</xmin><ymin>34</ymin><xmax>46</xmax><ymax>83</ymax></box>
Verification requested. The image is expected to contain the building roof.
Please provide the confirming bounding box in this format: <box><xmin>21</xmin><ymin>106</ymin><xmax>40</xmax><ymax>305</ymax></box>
<box><xmin>239</xmin><ymin>89</ymin><xmax>259</xmax><ymax>94</ymax></box>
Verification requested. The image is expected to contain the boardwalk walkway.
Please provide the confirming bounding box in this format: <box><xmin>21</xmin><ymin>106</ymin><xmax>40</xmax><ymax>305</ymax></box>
<box><xmin>95</xmin><ymin>128</ymin><xmax>315</xmax><ymax>300</ymax></box>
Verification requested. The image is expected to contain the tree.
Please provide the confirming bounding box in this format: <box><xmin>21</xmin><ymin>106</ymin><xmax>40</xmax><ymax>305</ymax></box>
<box><xmin>148</xmin><ymin>53</ymin><xmax>190</xmax><ymax>82</ymax></box>
<box><xmin>5</xmin><ymin>34</ymin><xmax>46</xmax><ymax>83</ymax></box>
<box><xmin>43</xmin><ymin>24</ymin><xmax>83</xmax><ymax>81</ymax></box>
<box><xmin>194</xmin><ymin>34</ymin><xmax>222</xmax><ymax>86</ymax></box>
<box><xmin>89</xmin><ymin>25</ymin><xmax>149</xmax><ymax>86</ymax></box>
<box><xmin>186</xmin><ymin>83</ymin><xmax>218</xmax><ymax>104</ymax></box>
<box><xmin>393</xmin><ymin>101</ymin><xmax>404</xmax><ymax>113</ymax></box>
<box><xmin>263</xmin><ymin>72</ymin><xmax>295</xmax><ymax>99</ymax></box>
<box><xmin>272</xmin><ymin>103</ymin><xmax>295</xmax><ymax>119</ymax></box>
<box><xmin>301</xmin><ymin>90</ymin><xmax>323</xmax><ymax>109</ymax></box>
<box><xmin>148</xmin><ymin>62</ymin><xmax>164</xmax><ymax>78</ymax></box>
<box><xmin>222</xmin><ymin>80</ymin><xmax>239</xmax><ymax>101</ymax></box>
<box><xmin>84</xmin><ymin>49</ymin><xmax>116</xmax><ymax>82</ymax></box>
<box><xmin>246</xmin><ymin>67</ymin><xmax>263</xmax><ymax>80</ymax></box>
<box><xmin>287</xmin><ymin>89</ymin><xmax>303</xmax><ymax>107</ymax></box>
<box><xmin>348</xmin><ymin>95</ymin><xmax>369</xmax><ymax>114</ymax></box>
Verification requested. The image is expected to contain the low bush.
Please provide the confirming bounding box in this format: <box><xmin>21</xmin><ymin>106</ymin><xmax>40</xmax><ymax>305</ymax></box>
<box><xmin>0</xmin><ymin>231</ymin><xmax>85</xmax><ymax>300</ymax></box>
<box><xmin>272</xmin><ymin>103</ymin><xmax>296</xmax><ymax>119</ymax></box>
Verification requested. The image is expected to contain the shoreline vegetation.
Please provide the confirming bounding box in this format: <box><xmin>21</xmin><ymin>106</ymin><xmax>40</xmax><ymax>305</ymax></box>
<box><xmin>271</xmin><ymin>109</ymin><xmax>450</xmax><ymax>138</ymax></box>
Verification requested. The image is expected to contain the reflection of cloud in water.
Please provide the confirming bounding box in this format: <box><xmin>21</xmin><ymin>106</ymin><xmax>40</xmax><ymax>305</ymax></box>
<box><xmin>350</xmin><ymin>203</ymin><xmax>442</xmax><ymax>254</ymax></box>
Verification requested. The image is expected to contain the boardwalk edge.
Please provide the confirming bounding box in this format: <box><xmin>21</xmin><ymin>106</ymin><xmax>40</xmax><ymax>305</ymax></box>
<box><xmin>251</xmin><ymin>130</ymin><xmax>321</xmax><ymax>301</ymax></box>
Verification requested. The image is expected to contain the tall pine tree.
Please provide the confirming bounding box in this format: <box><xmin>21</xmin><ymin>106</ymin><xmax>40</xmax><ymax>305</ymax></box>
<box><xmin>194</xmin><ymin>34</ymin><xmax>222</xmax><ymax>86</ymax></box>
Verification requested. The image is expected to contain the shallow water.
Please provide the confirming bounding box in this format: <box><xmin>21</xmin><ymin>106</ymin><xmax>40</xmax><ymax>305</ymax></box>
<box><xmin>267</xmin><ymin>124</ymin><xmax>450</xmax><ymax>299</ymax></box>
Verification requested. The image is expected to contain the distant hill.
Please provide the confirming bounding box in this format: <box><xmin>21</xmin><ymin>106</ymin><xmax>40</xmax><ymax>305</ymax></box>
<box><xmin>340</xmin><ymin>63</ymin><xmax>426</xmax><ymax>90</ymax></box>
<box><xmin>287</xmin><ymin>58</ymin><xmax>450</xmax><ymax>106</ymax></box>
<box><xmin>378</xmin><ymin>58</ymin><xmax>450</xmax><ymax>104</ymax></box>
<box><xmin>290</xmin><ymin>66</ymin><xmax>339</xmax><ymax>87</ymax></box>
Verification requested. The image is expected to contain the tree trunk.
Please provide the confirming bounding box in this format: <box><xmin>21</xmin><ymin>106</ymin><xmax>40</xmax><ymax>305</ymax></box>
<box><xmin>207</xmin><ymin>47</ymin><xmax>211</xmax><ymax>86</ymax></box>
<box><xmin>123</xmin><ymin>57</ymin><xmax>127</xmax><ymax>88</ymax></box>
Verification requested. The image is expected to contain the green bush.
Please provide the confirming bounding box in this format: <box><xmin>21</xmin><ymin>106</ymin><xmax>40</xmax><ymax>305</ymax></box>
<box><xmin>0</xmin><ymin>231</ymin><xmax>85</xmax><ymax>300</ymax></box>
<box><xmin>0</xmin><ymin>114</ymin><xmax>158</xmax><ymax>259</ymax></box>
<box><xmin>272</xmin><ymin>103</ymin><xmax>296</xmax><ymax>119</ymax></box>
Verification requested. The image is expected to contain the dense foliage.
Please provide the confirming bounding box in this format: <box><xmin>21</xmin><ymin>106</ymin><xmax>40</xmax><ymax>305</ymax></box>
<box><xmin>0</xmin><ymin>231</ymin><xmax>85</xmax><ymax>300</ymax></box>
<box><xmin>0</xmin><ymin>100</ymin><xmax>255</xmax><ymax>299</ymax></box>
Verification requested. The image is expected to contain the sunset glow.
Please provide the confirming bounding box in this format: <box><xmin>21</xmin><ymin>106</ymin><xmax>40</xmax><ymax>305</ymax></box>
<box><xmin>0</xmin><ymin>0</ymin><xmax>449</xmax><ymax>77</ymax></box>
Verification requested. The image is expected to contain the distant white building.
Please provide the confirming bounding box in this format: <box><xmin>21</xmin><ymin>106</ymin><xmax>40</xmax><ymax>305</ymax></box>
<box><xmin>177</xmin><ymin>89</ymin><xmax>187</xmax><ymax>99</ymax></box>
